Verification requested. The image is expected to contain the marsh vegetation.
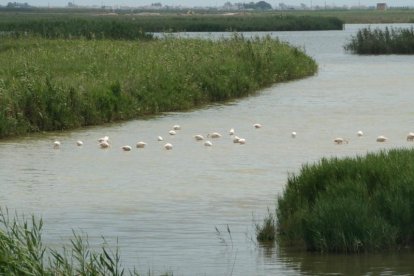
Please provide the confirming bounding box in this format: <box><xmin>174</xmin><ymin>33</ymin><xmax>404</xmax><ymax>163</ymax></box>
<box><xmin>263</xmin><ymin>148</ymin><xmax>414</xmax><ymax>253</ymax></box>
<box><xmin>0</xmin><ymin>35</ymin><xmax>317</xmax><ymax>138</ymax></box>
<box><xmin>0</xmin><ymin>11</ymin><xmax>344</xmax><ymax>35</ymax></box>
<box><xmin>345</xmin><ymin>27</ymin><xmax>414</xmax><ymax>54</ymax></box>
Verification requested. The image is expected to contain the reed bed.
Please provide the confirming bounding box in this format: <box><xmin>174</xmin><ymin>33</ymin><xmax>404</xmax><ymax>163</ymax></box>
<box><xmin>345</xmin><ymin>27</ymin><xmax>414</xmax><ymax>54</ymax></box>
<box><xmin>0</xmin><ymin>208</ymin><xmax>169</xmax><ymax>275</ymax></box>
<box><xmin>0</xmin><ymin>14</ymin><xmax>343</xmax><ymax>36</ymax></box>
<box><xmin>0</xmin><ymin>35</ymin><xmax>317</xmax><ymax>138</ymax></box>
<box><xmin>0</xmin><ymin>18</ymin><xmax>153</xmax><ymax>40</ymax></box>
<box><xmin>268</xmin><ymin>148</ymin><xmax>414</xmax><ymax>253</ymax></box>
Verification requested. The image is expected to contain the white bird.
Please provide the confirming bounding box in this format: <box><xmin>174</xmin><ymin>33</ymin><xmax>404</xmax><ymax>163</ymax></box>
<box><xmin>194</xmin><ymin>134</ymin><xmax>204</xmax><ymax>141</ymax></box>
<box><xmin>233</xmin><ymin>136</ymin><xmax>241</xmax><ymax>143</ymax></box>
<box><xmin>376</xmin><ymin>135</ymin><xmax>388</xmax><ymax>142</ymax></box>
<box><xmin>164</xmin><ymin>143</ymin><xmax>173</xmax><ymax>150</ymax></box>
<box><xmin>98</xmin><ymin>136</ymin><xmax>109</xmax><ymax>143</ymax></box>
<box><xmin>121</xmin><ymin>145</ymin><xmax>132</xmax><ymax>151</ymax></box>
<box><xmin>173</xmin><ymin>125</ymin><xmax>181</xmax><ymax>130</ymax></box>
<box><xmin>238</xmin><ymin>138</ymin><xmax>246</xmax><ymax>144</ymax></box>
<box><xmin>291</xmin><ymin>131</ymin><xmax>297</xmax><ymax>138</ymax></box>
<box><xmin>357</xmin><ymin>130</ymin><xmax>364</xmax><ymax>137</ymax></box>
<box><xmin>99</xmin><ymin>141</ymin><xmax>110</xmax><ymax>149</ymax></box>
<box><xmin>76</xmin><ymin>140</ymin><xmax>83</xmax><ymax>146</ymax></box>
<box><xmin>253</xmin><ymin>123</ymin><xmax>262</xmax><ymax>129</ymax></box>
<box><xmin>53</xmin><ymin>141</ymin><xmax>61</xmax><ymax>149</ymax></box>
<box><xmin>169</xmin><ymin>130</ymin><xmax>176</xmax><ymax>136</ymax></box>
<box><xmin>229</xmin><ymin>128</ymin><xmax>235</xmax><ymax>135</ymax></box>
<box><xmin>136</xmin><ymin>141</ymin><xmax>147</xmax><ymax>148</ymax></box>
<box><xmin>204</xmin><ymin>140</ymin><xmax>213</xmax><ymax>147</ymax></box>
<box><xmin>334</xmin><ymin>137</ymin><xmax>348</xmax><ymax>144</ymax></box>
<box><xmin>157</xmin><ymin>136</ymin><xmax>164</xmax><ymax>141</ymax></box>
<box><xmin>207</xmin><ymin>132</ymin><xmax>222</xmax><ymax>138</ymax></box>
<box><xmin>407</xmin><ymin>132</ymin><xmax>414</xmax><ymax>141</ymax></box>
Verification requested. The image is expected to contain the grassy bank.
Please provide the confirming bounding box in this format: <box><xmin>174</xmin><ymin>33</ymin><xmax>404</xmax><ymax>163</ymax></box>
<box><xmin>266</xmin><ymin>148</ymin><xmax>414</xmax><ymax>253</ymax></box>
<box><xmin>0</xmin><ymin>35</ymin><xmax>317</xmax><ymax>138</ymax></box>
<box><xmin>344</xmin><ymin>27</ymin><xmax>414</xmax><ymax>54</ymax></box>
<box><xmin>0</xmin><ymin>208</ymin><xmax>167</xmax><ymax>275</ymax></box>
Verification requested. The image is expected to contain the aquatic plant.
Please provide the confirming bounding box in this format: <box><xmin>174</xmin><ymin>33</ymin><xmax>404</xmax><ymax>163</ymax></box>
<box><xmin>256</xmin><ymin>209</ymin><xmax>276</xmax><ymax>243</ymax></box>
<box><xmin>0</xmin><ymin>35</ymin><xmax>317</xmax><ymax>138</ymax></box>
<box><xmin>272</xmin><ymin>148</ymin><xmax>414</xmax><ymax>253</ymax></box>
<box><xmin>344</xmin><ymin>27</ymin><xmax>414</xmax><ymax>54</ymax></box>
<box><xmin>0</xmin><ymin>208</ymin><xmax>174</xmax><ymax>275</ymax></box>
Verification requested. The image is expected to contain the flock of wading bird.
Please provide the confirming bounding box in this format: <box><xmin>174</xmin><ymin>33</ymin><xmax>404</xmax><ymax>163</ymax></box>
<box><xmin>51</xmin><ymin>125</ymin><xmax>414</xmax><ymax>151</ymax></box>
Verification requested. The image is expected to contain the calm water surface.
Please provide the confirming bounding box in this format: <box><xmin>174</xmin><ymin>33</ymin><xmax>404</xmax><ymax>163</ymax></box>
<box><xmin>1</xmin><ymin>24</ymin><xmax>414</xmax><ymax>275</ymax></box>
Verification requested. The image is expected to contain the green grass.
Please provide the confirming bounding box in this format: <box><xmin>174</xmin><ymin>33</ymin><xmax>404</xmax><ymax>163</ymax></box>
<box><xmin>0</xmin><ymin>208</ymin><xmax>171</xmax><ymax>275</ymax></box>
<box><xmin>344</xmin><ymin>27</ymin><xmax>414</xmax><ymax>54</ymax></box>
<box><xmin>265</xmin><ymin>148</ymin><xmax>414</xmax><ymax>253</ymax></box>
<box><xmin>0</xmin><ymin>35</ymin><xmax>317</xmax><ymax>138</ymax></box>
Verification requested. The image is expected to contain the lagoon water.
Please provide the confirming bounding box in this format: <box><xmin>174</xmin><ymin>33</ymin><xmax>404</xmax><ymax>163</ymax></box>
<box><xmin>1</xmin><ymin>24</ymin><xmax>414</xmax><ymax>275</ymax></box>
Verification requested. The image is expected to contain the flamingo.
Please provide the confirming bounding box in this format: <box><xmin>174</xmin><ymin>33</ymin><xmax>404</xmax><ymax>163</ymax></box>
<box><xmin>233</xmin><ymin>136</ymin><xmax>241</xmax><ymax>143</ymax></box>
<box><xmin>194</xmin><ymin>135</ymin><xmax>204</xmax><ymax>141</ymax></box>
<box><xmin>334</xmin><ymin>137</ymin><xmax>348</xmax><ymax>144</ymax></box>
<box><xmin>238</xmin><ymin>138</ymin><xmax>246</xmax><ymax>144</ymax></box>
<box><xmin>99</xmin><ymin>141</ymin><xmax>110</xmax><ymax>149</ymax></box>
<box><xmin>207</xmin><ymin>132</ymin><xmax>221</xmax><ymax>138</ymax></box>
<box><xmin>121</xmin><ymin>145</ymin><xmax>132</xmax><ymax>151</ymax></box>
<box><xmin>98</xmin><ymin>136</ymin><xmax>109</xmax><ymax>143</ymax></box>
<box><xmin>376</xmin><ymin>136</ymin><xmax>388</xmax><ymax>142</ymax></box>
<box><xmin>53</xmin><ymin>141</ymin><xmax>61</xmax><ymax>149</ymax></box>
<box><xmin>136</xmin><ymin>141</ymin><xmax>147</xmax><ymax>148</ymax></box>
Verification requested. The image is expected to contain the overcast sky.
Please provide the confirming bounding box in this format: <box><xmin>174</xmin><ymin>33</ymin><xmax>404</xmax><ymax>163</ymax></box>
<box><xmin>1</xmin><ymin>0</ymin><xmax>412</xmax><ymax>8</ymax></box>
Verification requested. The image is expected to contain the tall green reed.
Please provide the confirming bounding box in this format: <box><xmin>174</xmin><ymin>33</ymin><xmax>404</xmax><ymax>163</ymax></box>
<box><xmin>271</xmin><ymin>148</ymin><xmax>414</xmax><ymax>252</ymax></box>
<box><xmin>0</xmin><ymin>15</ymin><xmax>343</xmax><ymax>35</ymax></box>
<box><xmin>0</xmin><ymin>208</ymin><xmax>165</xmax><ymax>275</ymax></box>
<box><xmin>345</xmin><ymin>27</ymin><xmax>414</xmax><ymax>54</ymax></box>
<box><xmin>0</xmin><ymin>35</ymin><xmax>317</xmax><ymax>138</ymax></box>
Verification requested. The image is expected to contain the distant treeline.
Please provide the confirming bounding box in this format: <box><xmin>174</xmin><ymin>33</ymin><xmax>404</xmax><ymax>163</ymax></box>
<box><xmin>0</xmin><ymin>15</ymin><xmax>343</xmax><ymax>39</ymax></box>
<box><xmin>345</xmin><ymin>27</ymin><xmax>414</xmax><ymax>54</ymax></box>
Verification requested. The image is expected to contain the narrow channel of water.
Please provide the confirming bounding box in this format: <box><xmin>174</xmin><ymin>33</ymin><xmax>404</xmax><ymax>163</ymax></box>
<box><xmin>1</xmin><ymin>24</ymin><xmax>414</xmax><ymax>275</ymax></box>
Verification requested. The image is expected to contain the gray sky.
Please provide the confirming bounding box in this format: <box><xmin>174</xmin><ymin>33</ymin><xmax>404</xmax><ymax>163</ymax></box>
<box><xmin>0</xmin><ymin>0</ymin><xmax>412</xmax><ymax>9</ymax></box>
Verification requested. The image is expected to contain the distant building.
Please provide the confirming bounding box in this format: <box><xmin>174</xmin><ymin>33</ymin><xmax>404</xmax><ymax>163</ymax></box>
<box><xmin>376</xmin><ymin>3</ymin><xmax>387</xmax><ymax>10</ymax></box>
